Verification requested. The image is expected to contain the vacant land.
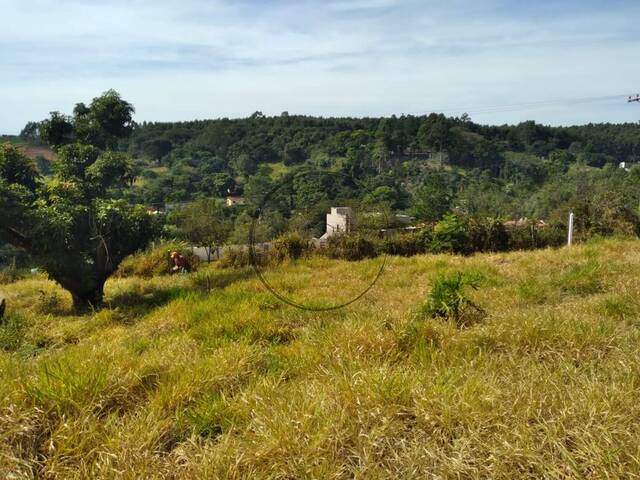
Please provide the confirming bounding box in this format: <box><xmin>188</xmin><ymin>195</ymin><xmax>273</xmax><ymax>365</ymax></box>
<box><xmin>2</xmin><ymin>239</ymin><xmax>640</xmax><ymax>478</ymax></box>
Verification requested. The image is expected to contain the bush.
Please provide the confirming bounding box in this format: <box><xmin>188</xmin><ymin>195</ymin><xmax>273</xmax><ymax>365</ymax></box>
<box><xmin>421</xmin><ymin>271</ymin><xmax>484</xmax><ymax>327</ymax></box>
<box><xmin>536</xmin><ymin>223</ymin><xmax>567</xmax><ymax>248</ymax></box>
<box><xmin>507</xmin><ymin>222</ymin><xmax>566</xmax><ymax>250</ymax></box>
<box><xmin>468</xmin><ymin>217</ymin><xmax>509</xmax><ymax>252</ymax></box>
<box><xmin>324</xmin><ymin>234</ymin><xmax>378</xmax><ymax>261</ymax></box>
<box><xmin>219</xmin><ymin>246</ymin><xmax>269</xmax><ymax>269</ymax></box>
<box><xmin>117</xmin><ymin>240</ymin><xmax>199</xmax><ymax>277</ymax></box>
<box><xmin>272</xmin><ymin>232</ymin><xmax>309</xmax><ymax>262</ymax></box>
<box><xmin>430</xmin><ymin>214</ymin><xmax>470</xmax><ymax>254</ymax></box>
<box><xmin>379</xmin><ymin>229</ymin><xmax>431</xmax><ymax>257</ymax></box>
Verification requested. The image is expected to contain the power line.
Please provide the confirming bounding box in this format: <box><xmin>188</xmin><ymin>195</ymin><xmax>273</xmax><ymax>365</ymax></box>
<box><xmin>405</xmin><ymin>93</ymin><xmax>635</xmax><ymax>117</ymax></box>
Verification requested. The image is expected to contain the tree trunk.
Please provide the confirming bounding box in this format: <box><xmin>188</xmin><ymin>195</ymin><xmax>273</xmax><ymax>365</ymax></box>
<box><xmin>54</xmin><ymin>275</ymin><xmax>106</xmax><ymax>312</ymax></box>
<box><xmin>71</xmin><ymin>285</ymin><xmax>105</xmax><ymax>311</ymax></box>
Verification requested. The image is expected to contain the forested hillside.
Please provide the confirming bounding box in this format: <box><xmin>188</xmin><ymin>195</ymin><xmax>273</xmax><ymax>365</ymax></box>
<box><xmin>8</xmin><ymin>93</ymin><xmax>640</xmax><ymax>273</ymax></box>
<box><xmin>117</xmin><ymin>114</ymin><xmax>640</xmax><ymax>219</ymax></box>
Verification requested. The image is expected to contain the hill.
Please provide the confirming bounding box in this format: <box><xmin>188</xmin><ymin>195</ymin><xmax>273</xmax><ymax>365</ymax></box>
<box><xmin>2</xmin><ymin>238</ymin><xmax>640</xmax><ymax>477</ymax></box>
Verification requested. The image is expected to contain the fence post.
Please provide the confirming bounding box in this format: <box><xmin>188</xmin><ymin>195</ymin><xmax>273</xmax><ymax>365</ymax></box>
<box><xmin>567</xmin><ymin>212</ymin><xmax>574</xmax><ymax>247</ymax></box>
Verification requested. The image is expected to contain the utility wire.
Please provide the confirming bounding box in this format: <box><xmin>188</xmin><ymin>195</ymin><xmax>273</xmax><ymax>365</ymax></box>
<box><xmin>405</xmin><ymin>93</ymin><xmax>635</xmax><ymax>117</ymax></box>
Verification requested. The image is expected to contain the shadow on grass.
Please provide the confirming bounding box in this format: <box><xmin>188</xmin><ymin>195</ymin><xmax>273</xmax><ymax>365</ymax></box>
<box><xmin>190</xmin><ymin>267</ymin><xmax>254</xmax><ymax>293</ymax></box>
<box><xmin>106</xmin><ymin>268</ymin><xmax>256</xmax><ymax>322</ymax></box>
<box><xmin>106</xmin><ymin>285</ymin><xmax>187</xmax><ymax>319</ymax></box>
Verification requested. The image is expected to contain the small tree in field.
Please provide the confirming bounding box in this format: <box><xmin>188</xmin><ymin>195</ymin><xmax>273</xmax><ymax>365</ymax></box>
<box><xmin>175</xmin><ymin>198</ymin><xmax>231</xmax><ymax>262</ymax></box>
<box><xmin>0</xmin><ymin>91</ymin><xmax>158</xmax><ymax>309</ymax></box>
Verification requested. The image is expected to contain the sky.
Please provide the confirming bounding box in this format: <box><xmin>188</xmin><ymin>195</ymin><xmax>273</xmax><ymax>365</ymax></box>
<box><xmin>1</xmin><ymin>0</ymin><xmax>639</xmax><ymax>133</ymax></box>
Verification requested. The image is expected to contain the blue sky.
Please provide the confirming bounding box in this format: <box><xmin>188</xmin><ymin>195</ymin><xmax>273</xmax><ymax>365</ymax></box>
<box><xmin>1</xmin><ymin>0</ymin><xmax>639</xmax><ymax>133</ymax></box>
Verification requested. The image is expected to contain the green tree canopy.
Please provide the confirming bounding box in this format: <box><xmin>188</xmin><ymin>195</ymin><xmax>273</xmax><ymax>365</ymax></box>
<box><xmin>0</xmin><ymin>92</ymin><xmax>156</xmax><ymax>309</ymax></box>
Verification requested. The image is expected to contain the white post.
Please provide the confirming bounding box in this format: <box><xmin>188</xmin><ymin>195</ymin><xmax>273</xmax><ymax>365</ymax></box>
<box><xmin>567</xmin><ymin>211</ymin><xmax>574</xmax><ymax>247</ymax></box>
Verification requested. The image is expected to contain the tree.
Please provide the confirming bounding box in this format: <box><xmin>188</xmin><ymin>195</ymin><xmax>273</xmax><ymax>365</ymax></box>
<box><xmin>175</xmin><ymin>198</ymin><xmax>231</xmax><ymax>262</ymax></box>
<box><xmin>412</xmin><ymin>173</ymin><xmax>456</xmax><ymax>222</ymax></box>
<box><xmin>0</xmin><ymin>92</ymin><xmax>156</xmax><ymax>310</ymax></box>
<box><xmin>41</xmin><ymin>90</ymin><xmax>135</xmax><ymax>150</ymax></box>
<box><xmin>75</xmin><ymin>90</ymin><xmax>135</xmax><ymax>149</ymax></box>
<box><xmin>39</xmin><ymin>112</ymin><xmax>74</xmax><ymax>146</ymax></box>
<box><xmin>0</xmin><ymin>143</ymin><xmax>157</xmax><ymax>309</ymax></box>
<box><xmin>19</xmin><ymin>121</ymin><xmax>41</xmax><ymax>144</ymax></box>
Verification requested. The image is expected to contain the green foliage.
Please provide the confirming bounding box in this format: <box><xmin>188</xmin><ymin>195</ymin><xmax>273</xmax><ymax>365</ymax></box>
<box><xmin>467</xmin><ymin>217</ymin><xmax>509</xmax><ymax>252</ymax></box>
<box><xmin>411</xmin><ymin>173</ymin><xmax>455</xmax><ymax>221</ymax></box>
<box><xmin>422</xmin><ymin>271</ymin><xmax>484</xmax><ymax>326</ymax></box>
<box><xmin>379</xmin><ymin>230</ymin><xmax>431</xmax><ymax>257</ymax></box>
<box><xmin>430</xmin><ymin>214</ymin><xmax>470</xmax><ymax>254</ymax></box>
<box><xmin>324</xmin><ymin>234</ymin><xmax>378</xmax><ymax>261</ymax></box>
<box><xmin>173</xmin><ymin>198</ymin><xmax>231</xmax><ymax>262</ymax></box>
<box><xmin>218</xmin><ymin>247</ymin><xmax>261</xmax><ymax>269</ymax></box>
<box><xmin>1</xmin><ymin>92</ymin><xmax>158</xmax><ymax>309</ymax></box>
<box><xmin>117</xmin><ymin>240</ymin><xmax>198</xmax><ymax>278</ymax></box>
<box><xmin>0</xmin><ymin>143</ymin><xmax>39</xmax><ymax>190</ymax></box>
<box><xmin>272</xmin><ymin>232</ymin><xmax>309</xmax><ymax>262</ymax></box>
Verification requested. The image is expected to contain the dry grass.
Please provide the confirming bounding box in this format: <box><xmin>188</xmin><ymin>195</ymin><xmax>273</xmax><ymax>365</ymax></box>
<box><xmin>2</xmin><ymin>238</ymin><xmax>640</xmax><ymax>478</ymax></box>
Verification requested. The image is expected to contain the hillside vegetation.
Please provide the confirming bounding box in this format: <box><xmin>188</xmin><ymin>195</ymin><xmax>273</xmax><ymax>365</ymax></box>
<box><xmin>2</xmin><ymin>238</ymin><xmax>640</xmax><ymax>477</ymax></box>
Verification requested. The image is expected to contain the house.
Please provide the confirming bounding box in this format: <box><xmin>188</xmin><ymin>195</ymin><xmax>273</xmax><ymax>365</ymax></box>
<box><xmin>226</xmin><ymin>196</ymin><xmax>246</xmax><ymax>207</ymax></box>
<box><xmin>312</xmin><ymin>207</ymin><xmax>353</xmax><ymax>246</ymax></box>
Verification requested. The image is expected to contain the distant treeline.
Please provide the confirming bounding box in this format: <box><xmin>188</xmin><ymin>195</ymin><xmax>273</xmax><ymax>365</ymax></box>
<box><xmin>17</xmin><ymin>108</ymin><xmax>640</xmax><ymax>250</ymax></box>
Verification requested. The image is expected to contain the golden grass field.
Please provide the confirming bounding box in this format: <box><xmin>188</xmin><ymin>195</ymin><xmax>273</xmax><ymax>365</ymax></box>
<box><xmin>2</xmin><ymin>238</ymin><xmax>640</xmax><ymax>478</ymax></box>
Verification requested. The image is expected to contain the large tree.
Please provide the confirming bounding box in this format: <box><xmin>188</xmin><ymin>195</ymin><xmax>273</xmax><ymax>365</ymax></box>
<box><xmin>1</xmin><ymin>91</ymin><xmax>157</xmax><ymax>309</ymax></box>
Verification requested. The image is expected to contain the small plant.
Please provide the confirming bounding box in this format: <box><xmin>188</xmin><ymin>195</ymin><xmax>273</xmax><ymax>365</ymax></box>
<box><xmin>422</xmin><ymin>271</ymin><xmax>485</xmax><ymax>326</ymax></box>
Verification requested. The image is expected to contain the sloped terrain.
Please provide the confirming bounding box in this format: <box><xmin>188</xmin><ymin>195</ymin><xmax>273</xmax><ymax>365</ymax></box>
<box><xmin>2</xmin><ymin>239</ymin><xmax>640</xmax><ymax>478</ymax></box>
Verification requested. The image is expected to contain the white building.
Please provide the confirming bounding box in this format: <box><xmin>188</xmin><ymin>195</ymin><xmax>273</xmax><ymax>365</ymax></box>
<box><xmin>313</xmin><ymin>207</ymin><xmax>353</xmax><ymax>245</ymax></box>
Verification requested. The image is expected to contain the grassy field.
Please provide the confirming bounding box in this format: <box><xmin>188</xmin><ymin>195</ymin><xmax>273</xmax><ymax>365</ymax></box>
<box><xmin>2</xmin><ymin>239</ymin><xmax>640</xmax><ymax>478</ymax></box>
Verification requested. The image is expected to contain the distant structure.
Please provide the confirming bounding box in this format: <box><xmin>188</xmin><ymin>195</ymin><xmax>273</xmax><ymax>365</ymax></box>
<box><xmin>628</xmin><ymin>94</ymin><xmax>640</xmax><ymax>103</ymax></box>
<box><xmin>619</xmin><ymin>161</ymin><xmax>638</xmax><ymax>171</ymax></box>
<box><xmin>225</xmin><ymin>196</ymin><xmax>246</xmax><ymax>207</ymax></box>
<box><xmin>313</xmin><ymin>207</ymin><xmax>353</xmax><ymax>246</ymax></box>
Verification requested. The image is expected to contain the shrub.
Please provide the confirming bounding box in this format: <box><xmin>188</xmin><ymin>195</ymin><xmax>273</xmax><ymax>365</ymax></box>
<box><xmin>324</xmin><ymin>234</ymin><xmax>378</xmax><ymax>261</ymax></box>
<box><xmin>117</xmin><ymin>240</ymin><xmax>199</xmax><ymax>277</ymax></box>
<box><xmin>507</xmin><ymin>222</ymin><xmax>566</xmax><ymax>251</ymax></box>
<box><xmin>430</xmin><ymin>214</ymin><xmax>470</xmax><ymax>254</ymax></box>
<box><xmin>219</xmin><ymin>246</ymin><xmax>270</xmax><ymax>269</ymax></box>
<box><xmin>536</xmin><ymin>222</ymin><xmax>567</xmax><ymax>248</ymax></box>
<box><xmin>272</xmin><ymin>232</ymin><xmax>309</xmax><ymax>262</ymax></box>
<box><xmin>507</xmin><ymin>224</ymin><xmax>539</xmax><ymax>250</ymax></box>
<box><xmin>421</xmin><ymin>271</ymin><xmax>485</xmax><ymax>326</ymax></box>
<box><xmin>379</xmin><ymin>229</ymin><xmax>431</xmax><ymax>257</ymax></box>
<box><xmin>468</xmin><ymin>217</ymin><xmax>509</xmax><ymax>252</ymax></box>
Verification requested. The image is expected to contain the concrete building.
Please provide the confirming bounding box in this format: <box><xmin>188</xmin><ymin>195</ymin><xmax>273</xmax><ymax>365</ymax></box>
<box><xmin>312</xmin><ymin>207</ymin><xmax>353</xmax><ymax>246</ymax></box>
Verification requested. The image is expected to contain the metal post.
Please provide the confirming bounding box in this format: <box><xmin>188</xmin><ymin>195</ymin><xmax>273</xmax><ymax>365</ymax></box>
<box><xmin>567</xmin><ymin>212</ymin><xmax>574</xmax><ymax>246</ymax></box>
